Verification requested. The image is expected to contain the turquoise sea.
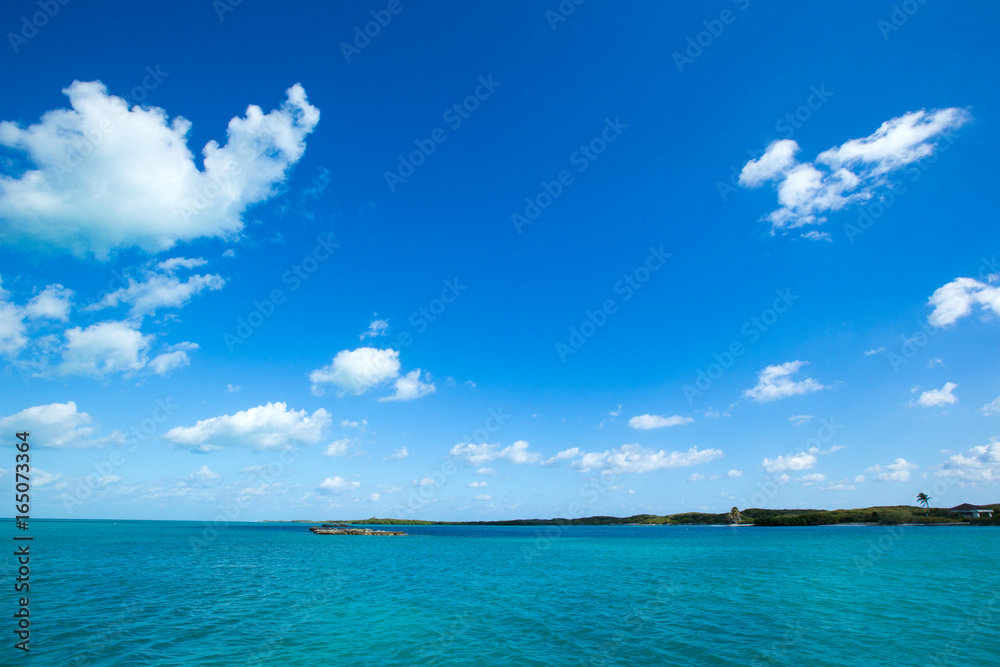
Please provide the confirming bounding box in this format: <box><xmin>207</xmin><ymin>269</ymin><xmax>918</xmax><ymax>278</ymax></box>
<box><xmin>10</xmin><ymin>520</ymin><xmax>1000</xmax><ymax>666</ymax></box>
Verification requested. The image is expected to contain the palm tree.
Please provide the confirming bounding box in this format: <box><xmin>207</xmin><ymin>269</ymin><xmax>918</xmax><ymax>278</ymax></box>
<box><xmin>916</xmin><ymin>492</ymin><xmax>931</xmax><ymax>516</ymax></box>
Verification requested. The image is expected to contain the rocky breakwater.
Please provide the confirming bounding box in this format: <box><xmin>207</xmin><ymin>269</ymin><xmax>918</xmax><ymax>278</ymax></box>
<box><xmin>310</xmin><ymin>525</ymin><xmax>406</xmax><ymax>536</ymax></box>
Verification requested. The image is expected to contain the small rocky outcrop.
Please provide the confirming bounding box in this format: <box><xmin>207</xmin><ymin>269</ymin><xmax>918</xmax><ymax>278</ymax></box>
<box><xmin>310</xmin><ymin>525</ymin><xmax>406</xmax><ymax>536</ymax></box>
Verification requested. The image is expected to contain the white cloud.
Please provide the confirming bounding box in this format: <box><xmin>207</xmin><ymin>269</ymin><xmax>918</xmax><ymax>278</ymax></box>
<box><xmin>450</xmin><ymin>440</ymin><xmax>542</xmax><ymax>466</ymax></box>
<box><xmin>570</xmin><ymin>444</ymin><xmax>723</xmax><ymax>474</ymax></box>
<box><xmin>739</xmin><ymin>108</ymin><xmax>970</xmax><ymax>231</ymax></box>
<box><xmin>360</xmin><ymin>318</ymin><xmax>388</xmax><ymax>340</ymax></box>
<box><xmin>384</xmin><ymin>447</ymin><xmax>409</xmax><ymax>460</ymax></box>
<box><xmin>609</xmin><ymin>405</ymin><xmax>622</xmax><ymax>417</ymax></box>
<box><xmin>0</xmin><ymin>278</ymin><xmax>73</xmax><ymax>356</ymax></box>
<box><xmin>762</xmin><ymin>451</ymin><xmax>817</xmax><ymax>473</ymax></box>
<box><xmin>58</xmin><ymin>321</ymin><xmax>151</xmax><ymax>377</ymax></box>
<box><xmin>378</xmin><ymin>369</ymin><xmax>436</xmax><ymax>403</ymax></box>
<box><xmin>796</xmin><ymin>473</ymin><xmax>826</xmax><ymax>486</ymax></box>
<box><xmin>468</xmin><ymin>481</ymin><xmax>488</xmax><ymax>488</ymax></box>
<box><xmin>864</xmin><ymin>347</ymin><xmax>885</xmax><ymax>356</ymax></box>
<box><xmin>935</xmin><ymin>438</ymin><xmax>1000</xmax><ymax>484</ymax></box>
<box><xmin>476</xmin><ymin>467</ymin><xmax>497</xmax><ymax>476</ymax></box>
<box><xmin>788</xmin><ymin>414</ymin><xmax>813</xmax><ymax>426</ymax></box>
<box><xmin>163</xmin><ymin>402</ymin><xmax>330</xmax><ymax>452</ymax></box>
<box><xmin>727</xmin><ymin>469</ymin><xmax>743</xmax><ymax>478</ymax></box>
<box><xmin>0</xmin><ymin>401</ymin><xmax>119</xmax><ymax>448</ymax></box>
<box><xmin>865</xmin><ymin>458</ymin><xmax>917</xmax><ymax>482</ymax></box>
<box><xmin>0</xmin><ymin>81</ymin><xmax>319</xmax><ymax>258</ymax></box>
<box><xmin>226</xmin><ymin>383</ymin><xmax>241</xmax><ymax>393</ymax></box>
<box><xmin>318</xmin><ymin>476</ymin><xmax>360</xmax><ymax>494</ymax></box>
<box><xmin>189</xmin><ymin>465</ymin><xmax>220</xmax><ymax>484</ymax></box>
<box><xmin>324</xmin><ymin>438</ymin><xmax>353</xmax><ymax>457</ymax></box>
<box><xmin>148</xmin><ymin>342</ymin><xmax>199</xmax><ymax>376</ymax></box>
<box><xmin>86</xmin><ymin>259</ymin><xmax>224</xmax><ymax>319</ymax></box>
<box><xmin>368</xmin><ymin>492</ymin><xmax>381</xmax><ymax>502</ymax></box>
<box><xmin>309</xmin><ymin>347</ymin><xmax>400</xmax><ymax>396</ymax></box>
<box><xmin>739</xmin><ymin>139</ymin><xmax>799</xmax><ymax>187</ymax></box>
<box><xmin>743</xmin><ymin>361</ymin><xmax>826</xmax><ymax>403</ymax></box>
<box><xmin>543</xmin><ymin>447</ymin><xmax>581</xmax><ymax>466</ymax></box>
<box><xmin>474</xmin><ymin>494</ymin><xmax>492</xmax><ymax>502</ymax></box>
<box><xmin>915</xmin><ymin>382</ymin><xmax>958</xmax><ymax>407</ymax></box>
<box><xmin>25</xmin><ymin>284</ymin><xmax>73</xmax><ymax>321</ymax></box>
<box><xmin>982</xmin><ymin>396</ymin><xmax>1000</xmax><ymax>417</ymax></box>
<box><xmin>341</xmin><ymin>419</ymin><xmax>367</xmax><ymax>430</ymax></box>
<box><xmin>628</xmin><ymin>414</ymin><xmax>693</xmax><ymax>430</ymax></box>
<box><xmin>927</xmin><ymin>277</ymin><xmax>1000</xmax><ymax>327</ymax></box>
<box><xmin>687</xmin><ymin>473</ymin><xmax>706</xmax><ymax>482</ymax></box>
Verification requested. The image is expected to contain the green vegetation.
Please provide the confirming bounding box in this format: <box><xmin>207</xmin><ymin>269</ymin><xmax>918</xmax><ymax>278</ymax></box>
<box><xmin>327</xmin><ymin>504</ymin><xmax>996</xmax><ymax>527</ymax></box>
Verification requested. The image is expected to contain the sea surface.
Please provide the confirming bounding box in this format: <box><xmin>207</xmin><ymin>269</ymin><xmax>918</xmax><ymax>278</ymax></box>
<box><xmin>9</xmin><ymin>520</ymin><xmax>1000</xmax><ymax>666</ymax></box>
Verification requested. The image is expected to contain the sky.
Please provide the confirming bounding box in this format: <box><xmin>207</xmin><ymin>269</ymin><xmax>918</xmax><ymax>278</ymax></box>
<box><xmin>1</xmin><ymin>0</ymin><xmax>999</xmax><ymax>522</ymax></box>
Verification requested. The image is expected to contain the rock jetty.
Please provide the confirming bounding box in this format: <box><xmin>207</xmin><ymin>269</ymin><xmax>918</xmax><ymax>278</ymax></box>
<box><xmin>310</xmin><ymin>525</ymin><xmax>406</xmax><ymax>536</ymax></box>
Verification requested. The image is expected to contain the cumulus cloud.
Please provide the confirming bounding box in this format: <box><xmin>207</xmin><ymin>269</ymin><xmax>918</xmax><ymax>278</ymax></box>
<box><xmin>915</xmin><ymin>382</ymin><xmax>958</xmax><ymax>408</ymax></box>
<box><xmin>476</xmin><ymin>467</ymin><xmax>497</xmax><ymax>476</ymax></box>
<box><xmin>982</xmin><ymin>396</ymin><xmax>1000</xmax><ymax>417</ymax></box>
<box><xmin>727</xmin><ymin>469</ymin><xmax>743</xmax><ymax>478</ymax></box>
<box><xmin>360</xmin><ymin>318</ymin><xmax>388</xmax><ymax>340</ymax></box>
<box><xmin>58</xmin><ymin>321</ymin><xmax>152</xmax><ymax>377</ymax></box>
<box><xmin>189</xmin><ymin>465</ymin><xmax>220</xmax><ymax>484</ymax></box>
<box><xmin>324</xmin><ymin>438</ymin><xmax>353</xmax><ymax>457</ymax></box>
<box><xmin>309</xmin><ymin>347</ymin><xmax>400</xmax><ymax>396</ymax></box>
<box><xmin>24</xmin><ymin>284</ymin><xmax>73</xmax><ymax>321</ymax></box>
<box><xmin>163</xmin><ymin>402</ymin><xmax>330</xmax><ymax>452</ymax></box>
<box><xmin>383</xmin><ymin>447</ymin><xmax>409</xmax><ymax>460</ymax></box>
<box><xmin>318</xmin><ymin>476</ymin><xmax>360</xmax><ymax>494</ymax></box>
<box><xmin>570</xmin><ymin>444</ymin><xmax>723</xmax><ymax>474</ymax></box>
<box><xmin>739</xmin><ymin>108</ymin><xmax>970</xmax><ymax>232</ymax></box>
<box><xmin>0</xmin><ymin>401</ymin><xmax>119</xmax><ymax>448</ymax></box>
<box><xmin>927</xmin><ymin>277</ymin><xmax>1000</xmax><ymax>327</ymax></box>
<box><xmin>762</xmin><ymin>451</ymin><xmax>817</xmax><ymax>473</ymax></box>
<box><xmin>796</xmin><ymin>473</ymin><xmax>826</xmax><ymax>486</ymax></box>
<box><xmin>0</xmin><ymin>278</ymin><xmax>74</xmax><ymax>356</ymax></box>
<box><xmin>86</xmin><ymin>258</ymin><xmax>224</xmax><ymax>319</ymax></box>
<box><xmin>378</xmin><ymin>369</ymin><xmax>436</xmax><ymax>403</ymax></box>
<box><xmin>865</xmin><ymin>458</ymin><xmax>917</xmax><ymax>482</ymax></box>
<box><xmin>628</xmin><ymin>414</ymin><xmax>693</xmax><ymax>430</ymax></box>
<box><xmin>450</xmin><ymin>440</ymin><xmax>542</xmax><ymax>466</ymax></box>
<box><xmin>788</xmin><ymin>415</ymin><xmax>813</xmax><ymax>426</ymax></box>
<box><xmin>148</xmin><ymin>342</ymin><xmax>199</xmax><ymax>376</ymax></box>
<box><xmin>474</xmin><ymin>494</ymin><xmax>492</xmax><ymax>502</ymax></box>
<box><xmin>0</xmin><ymin>81</ymin><xmax>320</xmax><ymax>258</ymax></box>
<box><xmin>468</xmin><ymin>481</ymin><xmax>488</xmax><ymax>488</ymax></box>
<box><xmin>743</xmin><ymin>361</ymin><xmax>826</xmax><ymax>403</ymax></box>
<box><xmin>935</xmin><ymin>438</ymin><xmax>1000</xmax><ymax>484</ymax></box>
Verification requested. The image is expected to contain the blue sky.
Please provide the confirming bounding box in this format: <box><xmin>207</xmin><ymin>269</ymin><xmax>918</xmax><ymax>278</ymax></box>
<box><xmin>1</xmin><ymin>0</ymin><xmax>999</xmax><ymax>521</ymax></box>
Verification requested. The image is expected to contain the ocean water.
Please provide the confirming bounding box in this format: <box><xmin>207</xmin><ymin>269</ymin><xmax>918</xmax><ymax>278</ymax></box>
<box><xmin>10</xmin><ymin>520</ymin><xmax>1000</xmax><ymax>666</ymax></box>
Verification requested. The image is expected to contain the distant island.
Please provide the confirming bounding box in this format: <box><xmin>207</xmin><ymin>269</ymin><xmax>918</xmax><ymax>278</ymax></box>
<box><xmin>280</xmin><ymin>503</ymin><xmax>1000</xmax><ymax>528</ymax></box>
